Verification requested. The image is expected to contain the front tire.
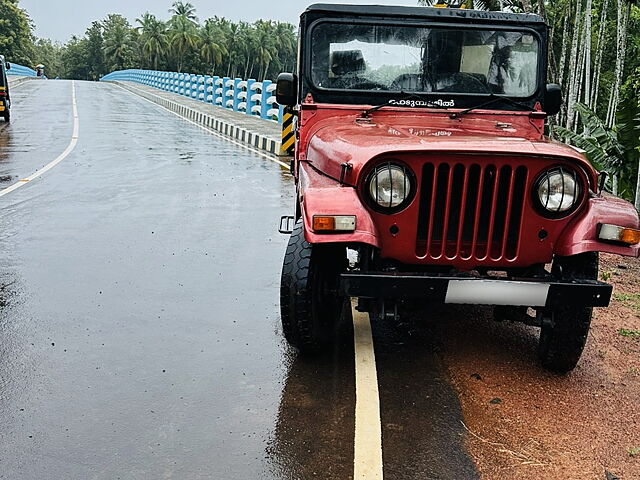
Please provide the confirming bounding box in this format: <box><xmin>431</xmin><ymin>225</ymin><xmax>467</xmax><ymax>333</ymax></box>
<box><xmin>280</xmin><ymin>220</ymin><xmax>346</xmax><ymax>352</ymax></box>
<box><xmin>3</xmin><ymin>110</ymin><xmax>9</xmax><ymax>123</ymax></box>
<box><xmin>537</xmin><ymin>252</ymin><xmax>598</xmax><ymax>373</ymax></box>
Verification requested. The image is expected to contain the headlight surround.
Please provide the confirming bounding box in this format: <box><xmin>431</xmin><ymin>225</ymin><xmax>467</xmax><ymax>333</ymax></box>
<box><xmin>366</xmin><ymin>162</ymin><xmax>414</xmax><ymax>212</ymax></box>
<box><xmin>535</xmin><ymin>166</ymin><xmax>582</xmax><ymax>216</ymax></box>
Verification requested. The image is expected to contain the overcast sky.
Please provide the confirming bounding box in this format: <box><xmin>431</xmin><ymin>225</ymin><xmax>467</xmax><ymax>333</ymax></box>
<box><xmin>22</xmin><ymin>0</ymin><xmax>418</xmax><ymax>43</ymax></box>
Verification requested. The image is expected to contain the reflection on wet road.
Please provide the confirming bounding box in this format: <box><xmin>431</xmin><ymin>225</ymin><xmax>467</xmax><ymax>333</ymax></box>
<box><xmin>0</xmin><ymin>80</ymin><xmax>477</xmax><ymax>479</ymax></box>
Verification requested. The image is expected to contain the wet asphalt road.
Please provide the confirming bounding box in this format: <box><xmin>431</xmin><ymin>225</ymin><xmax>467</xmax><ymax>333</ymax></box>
<box><xmin>0</xmin><ymin>80</ymin><xmax>476</xmax><ymax>479</ymax></box>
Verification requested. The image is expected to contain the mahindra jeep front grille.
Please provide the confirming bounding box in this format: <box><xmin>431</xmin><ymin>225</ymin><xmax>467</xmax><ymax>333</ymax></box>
<box><xmin>415</xmin><ymin>161</ymin><xmax>528</xmax><ymax>261</ymax></box>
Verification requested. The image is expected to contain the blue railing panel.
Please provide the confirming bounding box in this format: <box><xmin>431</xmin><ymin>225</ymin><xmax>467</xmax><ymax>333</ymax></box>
<box><xmin>101</xmin><ymin>69</ymin><xmax>282</xmax><ymax>122</ymax></box>
<box><xmin>6</xmin><ymin>63</ymin><xmax>37</xmax><ymax>77</ymax></box>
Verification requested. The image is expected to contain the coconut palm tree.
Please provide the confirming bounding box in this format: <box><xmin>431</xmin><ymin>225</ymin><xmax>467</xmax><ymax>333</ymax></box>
<box><xmin>199</xmin><ymin>19</ymin><xmax>227</xmax><ymax>75</ymax></box>
<box><xmin>274</xmin><ymin>22</ymin><xmax>297</xmax><ymax>74</ymax></box>
<box><xmin>253</xmin><ymin>20</ymin><xmax>277</xmax><ymax>80</ymax></box>
<box><xmin>103</xmin><ymin>15</ymin><xmax>135</xmax><ymax>71</ymax></box>
<box><xmin>169</xmin><ymin>15</ymin><xmax>198</xmax><ymax>72</ymax></box>
<box><xmin>136</xmin><ymin>12</ymin><xmax>168</xmax><ymax>70</ymax></box>
<box><xmin>169</xmin><ymin>1</ymin><xmax>198</xmax><ymax>24</ymax></box>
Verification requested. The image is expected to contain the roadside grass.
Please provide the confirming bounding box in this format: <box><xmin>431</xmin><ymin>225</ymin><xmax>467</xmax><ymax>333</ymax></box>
<box><xmin>628</xmin><ymin>446</ymin><xmax>640</xmax><ymax>457</ymax></box>
<box><xmin>618</xmin><ymin>328</ymin><xmax>640</xmax><ymax>338</ymax></box>
<box><xmin>612</xmin><ymin>292</ymin><xmax>640</xmax><ymax>315</ymax></box>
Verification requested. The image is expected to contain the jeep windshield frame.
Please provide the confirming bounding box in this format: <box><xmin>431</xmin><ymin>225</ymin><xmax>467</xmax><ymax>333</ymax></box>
<box><xmin>298</xmin><ymin>4</ymin><xmax>549</xmax><ymax>112</ymax></box>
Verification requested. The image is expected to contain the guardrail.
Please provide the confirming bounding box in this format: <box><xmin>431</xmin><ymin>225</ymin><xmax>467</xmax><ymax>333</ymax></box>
<box><xmin>101</xmin><ymin>69</ymin><xmax>284</xmax><ymax>123</ymax></box>
<box><xmin>6</xmin><ymin>63</ymin><xmax>37</xmax><ymax>77</ymax></box>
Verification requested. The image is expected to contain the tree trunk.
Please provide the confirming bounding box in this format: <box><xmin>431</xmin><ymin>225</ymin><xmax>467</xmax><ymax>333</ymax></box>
<box><xmin>574</xmin><ymin>46</ymin><xmax>586</xmax><ymax>130</ymax></box>
<box><xmin>520</xmin><ymin>0</ymin><xmax>532</xmax><ymax>13</ymax></box>
<box><xmin>558</xmin><ymin>9</ymin><xmax>570</xmax><ymax>86</ymax></box>
<box><xmin>263</xmin><ymin>60</ymin><xmax>270</xmax><ymax>81</ymax></box>
<box><xmin>537</xmin><ymin>0</ymin><xmax>545</xmax><ymax>17</ymax></box>
<box><xmin>582</xmin><ymin>0</ymin><xmax>592</xmax><ymax>108</ymax></box>
<box><xmin>606</xmin><ymin>0</ymin><xmax>630</xmax><ymax>128</ymax></box>
<box><xmin>565</xmin><ymin>0</ymin><xmax>583</xmax><ymax>130</ymax></box>
<box><xmin>591</xmin><ymin>0</ymin><xmax>610</xmax><ymax>111</ymax></box>
<box><xmin>244</xmin><ymin>54</ymin><xmax>251</xmax><ymax>79</ymax></box>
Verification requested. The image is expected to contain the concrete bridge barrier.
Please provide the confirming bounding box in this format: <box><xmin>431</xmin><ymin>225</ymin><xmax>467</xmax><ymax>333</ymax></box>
<box><xmin>101</xmin><ymin>69</ymin><xmax>284</xmax><ymax>123</ymax></box>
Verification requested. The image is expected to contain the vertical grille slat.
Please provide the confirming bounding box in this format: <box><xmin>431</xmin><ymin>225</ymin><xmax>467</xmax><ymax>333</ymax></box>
<box><xmin>469</xmin><ymin>165</ymin><xmax>485</xmax><ymax>259</ymax></box>
<box><xmin>484</xmin><ymin>166</ymin><xmax>503</xmax><ymax>260</ymax></box>
<box><xmin>498</xmin><ymin>169</ymin><xmax>517</xmax><ymax>259</ymax></box>
<box><xmin>425</xmin><ymin>164</ymin><xmax>445</xmax><ymax>256</ymax></box>
<box><xmin>454</xmin><ymin>165</ymin><xmax>470</xmax><ymax>259</ymax></box>
<box><xmin>416</xmin><ymin>160</ymin><xmax>527</xmax><ymax>263</ymax></box>
<box><xmin>439</xmin><ymin>164</ymin><xmax>456</xmax><ymax>258</ymax></box>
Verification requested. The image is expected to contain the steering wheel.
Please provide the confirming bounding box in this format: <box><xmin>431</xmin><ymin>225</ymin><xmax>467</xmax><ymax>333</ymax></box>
<box><xmin>347</xmin><ymin>80</ymin><xmax>387</xmax><ymax>91</ymax></box>
<box><xmin>451</xmin><ymin>72</ymin><xmax>491</xmax><ymax>94</ymax></box>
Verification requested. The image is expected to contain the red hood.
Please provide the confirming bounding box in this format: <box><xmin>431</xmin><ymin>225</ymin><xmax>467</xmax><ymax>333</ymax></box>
<box><xmin>303</xmin><ymin>113</ymin><xmax>597</xmax><ymax>188</ymax></box>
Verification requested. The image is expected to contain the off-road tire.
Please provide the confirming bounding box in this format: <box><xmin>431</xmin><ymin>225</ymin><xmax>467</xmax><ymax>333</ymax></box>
<box><xmin>538</xmin><ymin>252</ymin><xmax>599</xmax><ymax>373</ymax></box>
<box><xmin>280</xmin><ymin>220</ymin><xmax>346</xmax><ymax>352</ymax></box>
<box><xmin>3</xmin><ymin>110</ymin><xmax>9</xmax><ymax>123</ymax></box>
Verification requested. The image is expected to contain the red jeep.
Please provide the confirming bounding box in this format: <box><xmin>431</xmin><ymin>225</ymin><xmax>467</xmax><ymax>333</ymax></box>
<box><xmin>277</xmin><ymin>4</ymin><xmax>640</xmax><ymax>372</ymax></box>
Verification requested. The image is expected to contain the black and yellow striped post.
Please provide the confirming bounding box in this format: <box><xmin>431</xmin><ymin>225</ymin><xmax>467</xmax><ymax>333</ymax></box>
<box><xmin>280</xmin><ymin>107</ymin><xmax>295</xmax><ymax>156</ymax></box>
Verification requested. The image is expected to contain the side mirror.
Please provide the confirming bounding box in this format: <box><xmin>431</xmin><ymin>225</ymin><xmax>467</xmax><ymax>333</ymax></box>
<box><xmin>545</xmin><ymin>84</ymin><xmax>562</xmax><ymax>116</ymax></box>
<box><xmin>276</xmin><ymin>72</ymin><xmax>297</xmax><ymax>106</ymax></box>
<box><xmin>5</xmin><ymin>62</ymin><xmax>10</xmax><ymax>70</ymax></box>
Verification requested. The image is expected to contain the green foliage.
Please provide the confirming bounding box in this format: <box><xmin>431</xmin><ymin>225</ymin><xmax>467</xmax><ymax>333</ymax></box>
<box><xmin>198</xmin><ymin>19</ymin><xmax>226</xmax><ymax>73</ymax></box>
<box><xmin>137</xmin><ymin>13</ymin><xmax>168</xmax><ymax>71</ymax></box>
<box><xmin>103</xmin><ymin>14</ymin><xmax>136</xmax><ymax>71</ymax></box>
<box><xmin>416</xmin><ymin>0</ymin><xmax>537</xmax><ymax>11</ymax></box>
<box><xmin>618</xmin><ymin>328</ymin><xmax>640</xmax><ymax>337</ymax></box>
<box><xmin>85</xmin><ymin>22</ymin><xmax>105</xmax><ymax>81</ymax></box>
<box><xmin>553</xmin><ymin>96</ymin><xmax>640</xmax><ymax>201</ymax></box>
<box><xmin>60</xmin><ymin>36</ymin><xmax>90</xmax><ymax>80</ymax></box>
<box><xmin>32</xmin><ymin>38</ymin><xmax>63</xmax><ymax>78</ymax></box>
<box><xmin>169</xmin><ymin>14</ymin><xmax>198</xmax><ymax>72</ymax></box>
<box><xmin>0</xmin><ymin>0</ymin><xmax>35</xmax><ymax>65</ymax></box>
<box><xmin>613</xmin><ymin>292</ymin><xmax>640</xmax><ymax>315</ymax></box>
<box><xmin>23</xmin><ymin>3</ymin><xmax>298</xmax><ymax>80</ymax></box>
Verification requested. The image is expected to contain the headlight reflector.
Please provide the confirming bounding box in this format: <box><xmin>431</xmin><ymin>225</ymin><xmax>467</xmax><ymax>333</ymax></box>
<box><xmin>536</xmin><ymin>167</ymin><xmax>581</xmax><ymax>214</ymax></box>
<box><xmin>368</xmin><ymin>163</ymin><xmax>411</xmax><ymax>209</ymax></box>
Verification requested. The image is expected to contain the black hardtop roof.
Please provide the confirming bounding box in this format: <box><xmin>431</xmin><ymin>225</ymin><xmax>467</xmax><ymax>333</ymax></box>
<box><xmin>303</xmin><ymin>3</ymin><xmax>546</xmax><ymax>25</ymax></box>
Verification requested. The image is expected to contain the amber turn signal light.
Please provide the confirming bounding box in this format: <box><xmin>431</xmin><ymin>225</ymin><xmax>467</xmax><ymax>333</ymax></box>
<box><xmin>598</xmin><ymin>224</ymin><xmax>640</xmax><ymax>245</ymax></box>
<box><xmin>621</xmin><ymin>228</ymin><xmax>640</xmax><ymax>245</ymax></box>
<box><xmin>312</xmin><ymin>215</ymin><xmax>356</xmax><ymax>232</ymax></box>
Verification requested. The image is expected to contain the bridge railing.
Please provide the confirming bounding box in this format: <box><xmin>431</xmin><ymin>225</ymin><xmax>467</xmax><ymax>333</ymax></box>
<box><xmin>101</xmin><ymin>69</ymin><xmax>284</xmax><ymax>123</ymax></box>
<box><xmin>6</xmin><ymin>63</ymin><xmax>37</xmax><ymax>77</ymax></box>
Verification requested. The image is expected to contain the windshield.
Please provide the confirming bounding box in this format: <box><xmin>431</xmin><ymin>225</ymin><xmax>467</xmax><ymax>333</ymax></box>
<box><xmin>310</xmin><ymin>23</ymin><xmax>539</xmax><ymax>97</ymax></box>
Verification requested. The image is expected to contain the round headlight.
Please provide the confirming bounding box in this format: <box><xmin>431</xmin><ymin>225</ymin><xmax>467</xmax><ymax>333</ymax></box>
<box><xmin>368</xmin><ymin>163</ymin><xmax>411</xmax><ymax>209</ymax></box>
<box><xmin>536</xmin><ymin>167</ymin><xmax>581</xmax><ymax>214</ymax></box>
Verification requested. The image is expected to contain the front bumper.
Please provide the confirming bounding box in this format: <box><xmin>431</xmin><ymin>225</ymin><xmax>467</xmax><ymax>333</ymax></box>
<box><xmin>340</xmin><ymin>272</ymin><xmax>612</xmax><ymax>308</ymax></box>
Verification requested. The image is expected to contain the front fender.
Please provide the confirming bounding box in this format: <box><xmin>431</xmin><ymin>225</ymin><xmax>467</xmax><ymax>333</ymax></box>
<box><xmin>298</xmin><ymin>162</ymin><xmax>380</xmax><ymax>247</ymax></box>
<box><xmin>555</xmin><ymin>194</ymin><xmax>640</xmax><ymax>257</ymax></box>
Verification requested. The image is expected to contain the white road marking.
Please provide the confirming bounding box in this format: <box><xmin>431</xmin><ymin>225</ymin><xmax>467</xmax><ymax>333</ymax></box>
<box><xmin>0</xmin><ymin>81</ymin><xmax>79</xmax><ymax>198</ymax></box>
<box><xmin>113</xmin><ymin>83</ymin><xmax>290</xmax><ymax>169</ymax></box>
<box><xmin>352</xmin><ymin>301</ymin><xmax>384</xmax><ymax>479</ymax></box>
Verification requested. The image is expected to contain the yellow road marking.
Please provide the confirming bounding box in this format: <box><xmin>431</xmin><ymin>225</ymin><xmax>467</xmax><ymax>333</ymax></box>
<box><xmin>352</xmin><ymin>301</ymin><xmax>384</xmax><ymax>479</ymax></box>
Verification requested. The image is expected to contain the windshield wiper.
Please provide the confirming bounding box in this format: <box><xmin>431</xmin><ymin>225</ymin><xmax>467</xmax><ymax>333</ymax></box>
<box><xmin>449</xmin><ymin>95</ymin><xmax>535</xmax><ymax>119</ymax></box>
<box><xmin>361</xmin><ymin>92</ymin><xmax>451</xmax><ymax>118</ymax></box>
